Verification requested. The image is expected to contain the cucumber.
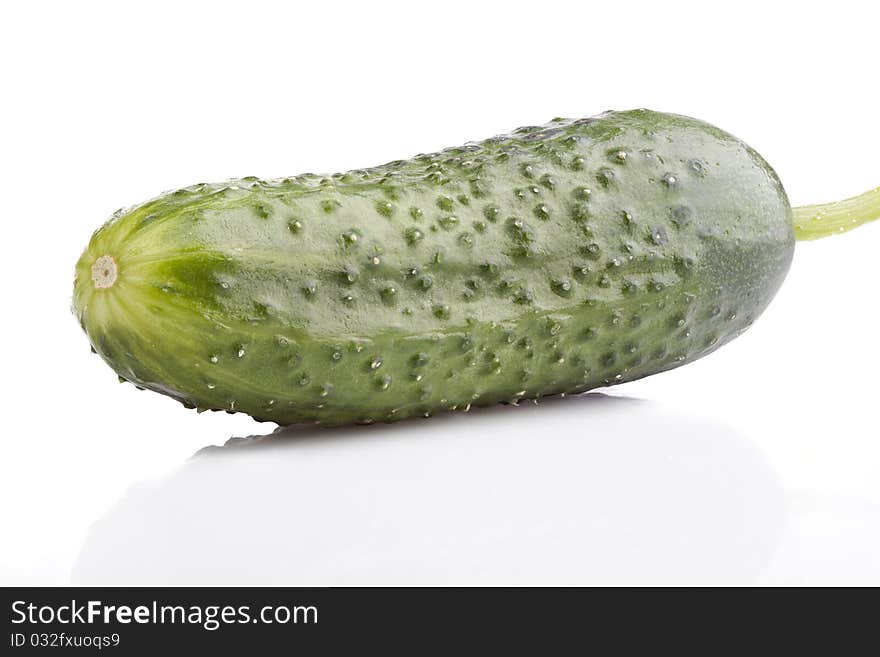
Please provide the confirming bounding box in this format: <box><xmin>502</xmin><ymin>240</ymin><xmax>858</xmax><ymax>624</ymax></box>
<box><xmin>71</xmin><ymin>109</ymin><xmax>807</xmax><ymax>425</ymax></box>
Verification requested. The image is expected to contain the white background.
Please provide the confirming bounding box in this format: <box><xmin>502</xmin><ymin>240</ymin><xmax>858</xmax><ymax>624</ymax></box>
<box><xmin>2</xmin><ymin>1</ymin><xmax>878</xmax><ymax>585</ymax></box>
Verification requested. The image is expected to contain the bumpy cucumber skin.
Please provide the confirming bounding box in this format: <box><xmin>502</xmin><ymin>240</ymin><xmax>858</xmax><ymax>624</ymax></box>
<box><xmin>73</xmin><ymin>110</ymin><xmax>794</xmax><ymax>425</ymax></box>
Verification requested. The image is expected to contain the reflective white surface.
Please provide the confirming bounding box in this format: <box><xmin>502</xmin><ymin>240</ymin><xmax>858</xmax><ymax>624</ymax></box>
<box><xmin>2</xmin><ymin>1</ymin><xmax>879</xmax><ymax>586</ymax></box>
<box><xmin>72</xmin><ymin>395</ymin><xmax>785</xmax><ymax>585</ymax></box>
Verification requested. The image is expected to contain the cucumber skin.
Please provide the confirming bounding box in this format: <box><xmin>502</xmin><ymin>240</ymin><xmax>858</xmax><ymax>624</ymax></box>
<box><xmin>73</xmin><ymin>110</ymin><xmax>794</xmax><ymax>425</ymax></box>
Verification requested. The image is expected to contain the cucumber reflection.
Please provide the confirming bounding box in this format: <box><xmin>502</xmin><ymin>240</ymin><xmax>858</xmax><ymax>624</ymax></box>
<box><xmin>73</xmin><ymin>394</ymin><xmax>784</xmax><ymax>585</ymax></box>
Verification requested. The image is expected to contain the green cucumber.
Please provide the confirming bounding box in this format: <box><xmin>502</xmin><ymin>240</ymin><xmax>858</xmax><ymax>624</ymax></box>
<box><xmin>72</xmin><ymin>109</ymin><xmax>880</xmax><ymax>426</ymax></box>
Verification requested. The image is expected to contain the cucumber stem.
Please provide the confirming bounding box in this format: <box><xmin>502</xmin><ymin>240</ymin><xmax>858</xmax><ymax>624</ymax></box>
<box><xmin>792</xmin><ymin>185</ymin><xmax>880</xmax><ymax>241</ymax></box>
